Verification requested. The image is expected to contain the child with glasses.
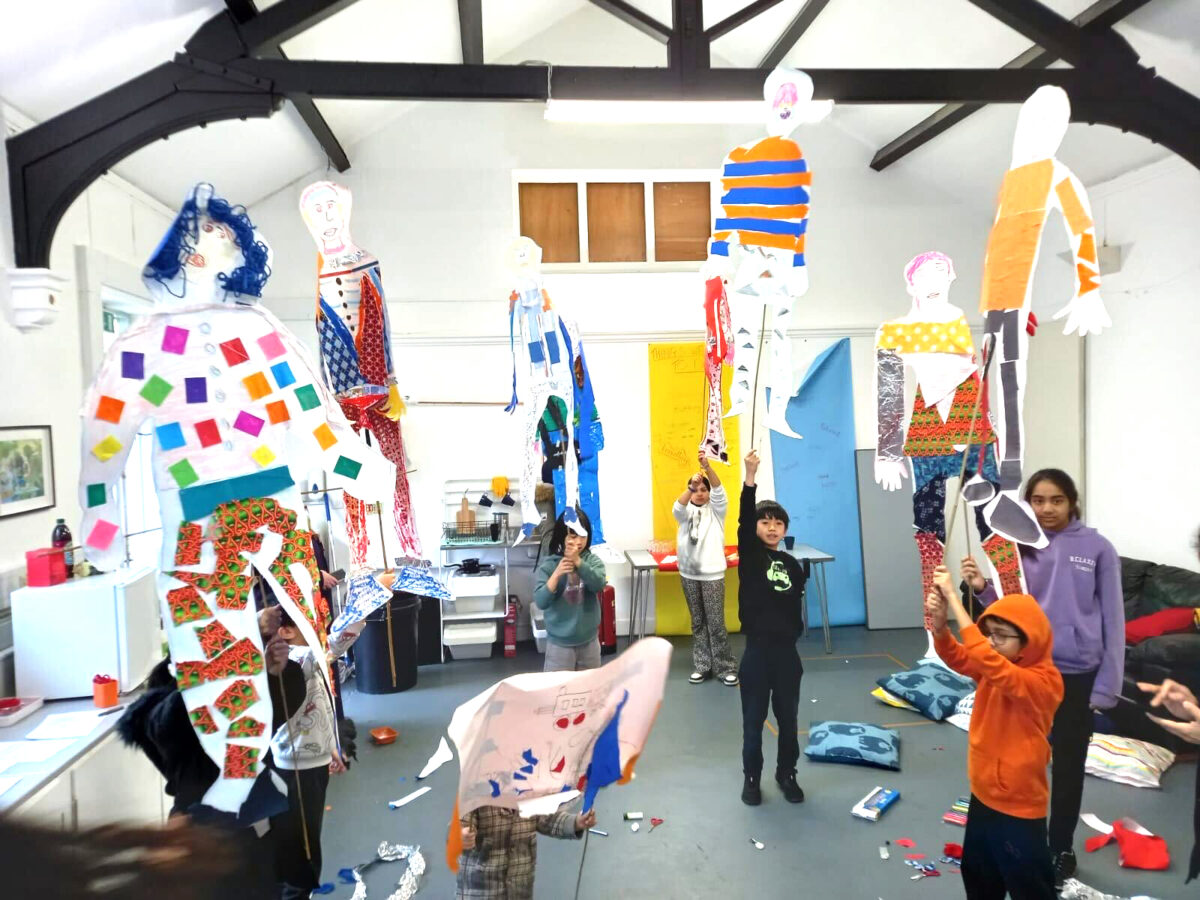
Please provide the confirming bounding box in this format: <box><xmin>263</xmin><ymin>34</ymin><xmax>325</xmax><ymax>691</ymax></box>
<box><xmin>927</xmin><ymin>565</ymin><xmax>1064</xmax><ymax>900</ymax></box>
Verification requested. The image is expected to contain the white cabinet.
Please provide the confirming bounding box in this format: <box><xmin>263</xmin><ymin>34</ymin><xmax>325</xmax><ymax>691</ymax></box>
<box><xmin>14</xmin><ymin>773</ymin><xmax>73</xmax><ymax>831</ymax></box>
<box><xmin>11</xmin><ymin>733</ymin><xmax>166</xmax><ymax>830</ymax></box>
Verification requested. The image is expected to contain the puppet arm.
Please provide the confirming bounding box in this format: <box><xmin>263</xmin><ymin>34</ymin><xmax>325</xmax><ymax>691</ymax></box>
<box><xmin>78</xmin><ymin>333</ymin><xmax>147</xmax><ymax>571</ymax></box>
<box><xmin>374</xmin><ymin>269</ymin><xmax>407</xmax><ymax>421</ymax></box>
<box><xmin>1051</xmin><ymin>166</ymin><xmax>1111</xmax><ymax>337</ymax></box>
<box><xmin>874</xmin><ymin>342</ymin><xmax>909</xmax><ymax>491</ymax></box>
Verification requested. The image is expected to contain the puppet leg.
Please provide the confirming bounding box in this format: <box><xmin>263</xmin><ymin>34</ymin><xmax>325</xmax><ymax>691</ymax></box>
<box><xmin>343</xmin><ymin>493</ymin><xmax>372</xmax><ymax>571</ymax></box>
<box><xmin>515</xmin><ymin>384</ymin><xmax>550</xmax><ymax>544</ymax></box>
<box><xmin>911</xmin><ymin>456</ymin><xmax>950</xmax><ymax>659</ymax></box>
<box><xmin>366</xmin><ymin>411</ymin><xmax>422</xmax><ymax>558</ymax></box>
<box><xmin>702</xmin><ymin>276</ymin><xmax>732</xmax><ymax>461</ymax></box>
<box><xmin>550</xmin><ymin>377</ymin><xmax>585</xmax><ymax>536</ymax></box>
<box><xmin>981</xmin><ymin>309</ymin><xmax>1046</xmax><ymax>548</ymax></box>
<box><xmin>765</xmin><ymin>299</ymin><xmax>801</xmax><ymax>439</ymax></box>
<box><xmin>702</xmin><ymin>351</ymin><xmax>729</xmax><ymax>462</ymax></box>
<box><xmin>966</xmin><ymin>443</ymin><xmax>1027</xmax><ymax>595</ymax></box>
<box><xmin>724</xmin><ymin>301</ymin><xmax>756</xmax><ymax>420</ymax></box>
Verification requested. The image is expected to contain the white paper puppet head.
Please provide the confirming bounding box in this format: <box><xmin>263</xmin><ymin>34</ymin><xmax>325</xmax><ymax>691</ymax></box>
<box><xmin>1011</xmin><ymin>86</ymin><xmax>1070</xmax><ymax>167</ymax></box>
<box><xmin>299</xmin><ymin>181</ymin><xmax>354</xmax><ymax>258</ymax></box>
<box><xmin>143</xmin><ymin>183</ymin><xmax>272</xmax><ymax>306</ymax></box>
<box><xmin>762</xmin><ymin>67</ymin><xmax>831</xmax><ymax>137</ymax></box>
<box><xmin>505</xmin><ymin>236</ymin><xmax>543</xmax><ymax>279</ymax></box>
<box><xmin>904</xmin><ymin>251</ymin><xmax>957</xmax><ymax>303</ymax></box>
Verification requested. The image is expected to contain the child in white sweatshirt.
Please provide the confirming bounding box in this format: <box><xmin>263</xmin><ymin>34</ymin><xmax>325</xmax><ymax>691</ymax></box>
<box><xmin>673</xmin><ymin>450</ymin><xmax>737</xmax><ymax>685</ymax></box>
<box><xmin>268</xmin><ymin>610</ymin><xmax>362</xmax><ymax>899</ymax></box>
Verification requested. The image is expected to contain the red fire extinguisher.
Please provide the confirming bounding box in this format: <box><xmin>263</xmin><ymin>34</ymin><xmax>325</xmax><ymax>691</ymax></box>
<box><xmin>598</xmin><ymin>584</ymin><xmax>617</xmax><ymax>654</ymax></box>
<box><xmin>504</xmin><ymin>595</ymin><xmax>518</xmax><ymax>658</ymax></box>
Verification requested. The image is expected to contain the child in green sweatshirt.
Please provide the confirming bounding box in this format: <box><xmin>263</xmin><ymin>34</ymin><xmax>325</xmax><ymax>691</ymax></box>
<box><xmin>533</xmin><ymin>508</ymin><xmax>607</xmax><ymax>672</ymax></box>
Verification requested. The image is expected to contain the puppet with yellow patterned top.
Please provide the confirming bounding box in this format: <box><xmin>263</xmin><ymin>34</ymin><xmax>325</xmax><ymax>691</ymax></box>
<box><xmin>874</xmin><ymin>250</ymin><xmax>1020</xmax><ymax>659</ymax></box>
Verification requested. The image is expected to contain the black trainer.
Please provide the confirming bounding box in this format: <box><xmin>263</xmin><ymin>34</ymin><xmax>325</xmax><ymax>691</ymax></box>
<box><xmin>741</xmin><ymin>774</ymin><xmax>762</xmax><ymax>806</ymax></box>
<box><xmin>775</xmin><ymin>773</ymin><xmax>805</xmax><ymax>803</ymax></box>
<box><xmin>1052</xmin><ymin>849</ymin><xmax>1077</xmax><ymax>887</ymax></box>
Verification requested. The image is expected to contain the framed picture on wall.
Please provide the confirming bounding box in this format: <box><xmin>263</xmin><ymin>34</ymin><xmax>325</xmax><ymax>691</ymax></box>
<box><xmin>0</xmin><ymin>425</ymin><xmax>56</xmax><ymax>518</ymax></box>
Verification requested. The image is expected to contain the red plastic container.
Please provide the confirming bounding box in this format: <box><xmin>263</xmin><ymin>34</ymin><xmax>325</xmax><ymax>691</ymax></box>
<box><xmin>92</xmin><ymin>675</ymin><xmax>119</xmax><ymax>708</ymax></box>
<box><xmin>26</xmin><ymin>548</ymin><xmax>67</xmax><ymax>587</ymax></box>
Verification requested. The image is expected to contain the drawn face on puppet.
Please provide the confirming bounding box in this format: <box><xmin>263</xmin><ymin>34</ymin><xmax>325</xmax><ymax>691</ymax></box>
<box><xmin>1010</xmin><ymin>85</ymin><xmax>1070</xmax><ymax>168</ymax></box>
<box><xmin>299</xmin><ymin>182</ymin><xmax>352</xmax><ymax>256</ymax></box>
<box><xmin>505</xmin><ymin>237</ymin><xmax>543</xmax><ymax>280</ymax></box>
<box><xmin>905</xmin><ymin>252</ymin><xmax>956</xmax><ymax>308</ymax></box>
<box><xmin>764</xmin><ymin>68</ymin><xmax>813</xmax><ymax>139</ymax></box>
<box><xmin>187</xmin><ymin>220</ymin><xmax>237</xmax><ymax>272</ymax></box>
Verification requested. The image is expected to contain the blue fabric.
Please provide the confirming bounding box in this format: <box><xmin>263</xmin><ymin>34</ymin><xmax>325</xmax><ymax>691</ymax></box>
<box><xmin>528</xmin><ymin>341</ymin><xmax>545</xmax><ymax>364</ymax></box>
<box><xmin>583</xmin><ymin>691</ymin><xmax>628</xmax><ymax>811</ymax></box>
<box><xmin>709</xmin><ymin>240</ymin><xmax>729</xmax><ymax>256</ymax></box>
<box><xmin>178</xmin><ymin>466</ymin><xmax>294</xmax><ymax>521</ymax></box>
<box><xmin>318</xmin><ymin>297</ymin><xmax>367</xmax><ymax>395</ymax></box>
<box><xmin>723</xmin><ymin>159</ymin><xmax>808</xmax><ymax>176</ymax></box>
<box><xmin>877</xmin><ymin>663</ymin><xmax>976</xmax><ymax>722</ymax></box>
<box><xmin>768</xmin><ymin>339</ymin><xmax>866</xmax><ymax>626</ymax></box>
<box><xmin>545</xmin><ymin>332</ymin><xmax>560</xmax><ymax>365</ymax></box>
<box><xmin>714</xmin><ymin>217</ymin><xmax>807</xmax><ymax>236</ymax></box>
<box><xmin>720</xmin><ymin>186</ymin><xmax>810</xmax><ymax>206</ymax></box>
<box><xmin>505</xmin><ymin>304</ymin><xmax>519</xmax><ymax>413</ymax></box>
<box><xmin>804</xmin><ymin>721</ymin><xmax>901</xmax><ymax>771</ymax></box>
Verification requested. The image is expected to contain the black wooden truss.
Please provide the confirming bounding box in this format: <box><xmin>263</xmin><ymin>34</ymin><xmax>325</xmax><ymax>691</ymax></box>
<box><xmin>8</xmin><ymin>0</ymin><xmax>1199</xmax><ymax>268</ymax></box>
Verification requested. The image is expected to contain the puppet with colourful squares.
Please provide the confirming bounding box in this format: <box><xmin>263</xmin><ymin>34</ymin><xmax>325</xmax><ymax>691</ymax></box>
<box><xmin>78</xmin><ymin>183</ymin><xmax>394</xmax><ymax>813</ymax></box>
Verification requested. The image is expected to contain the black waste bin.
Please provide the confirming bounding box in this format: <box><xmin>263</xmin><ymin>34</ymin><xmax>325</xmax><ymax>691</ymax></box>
<box><xmin>357</xmin><ymin>591</ymin><xmax>421</xmax><ymax>694</ymax></box>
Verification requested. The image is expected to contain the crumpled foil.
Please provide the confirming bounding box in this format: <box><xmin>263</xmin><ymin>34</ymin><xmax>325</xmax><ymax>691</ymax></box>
<box><xmin>876</xmin><ymin>348</ymin><xmax>906</xmax><ymax>460</ymax></box>
<box><xmin>348</xmin><ymin>842</ymin><xmax>426</xmax><ymax>900</ymax></box>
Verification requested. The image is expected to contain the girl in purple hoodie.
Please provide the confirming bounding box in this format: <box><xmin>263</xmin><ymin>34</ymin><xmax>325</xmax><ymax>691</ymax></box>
<box><xmin>962</xmin><ymin>468</ymin><xmax>1123</xmax><ymax>887</ymax></box>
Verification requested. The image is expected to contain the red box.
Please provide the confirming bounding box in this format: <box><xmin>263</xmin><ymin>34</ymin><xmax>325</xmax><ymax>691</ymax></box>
<box><xmin>598</xmin><ymin>584</ymin><xmax>617</xmax><ymax>654</ymax></box>
<box><xmin>26</xmin><ymin>548</ymin><xmax>67</xmax><ymax>587</ymax></box>
<box><xmin>503</xmin><ymin>597</ymin><xmax>517</xmax><ymax>658</ymax></box>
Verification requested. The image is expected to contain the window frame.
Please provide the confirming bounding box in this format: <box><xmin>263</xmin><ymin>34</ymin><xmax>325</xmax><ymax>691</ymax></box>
<box><xmin>511</xmin><ymin>169</ymin><xmax>721</xmax><ymax>272</ymax></box>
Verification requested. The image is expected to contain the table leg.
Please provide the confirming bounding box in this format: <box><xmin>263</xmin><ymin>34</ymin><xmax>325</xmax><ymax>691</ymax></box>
<box><xmin>818</xmin><ymin>562</ymin><xmax>832</xmax><ymax>653</ymax></box>
<box><xmin>627</xmin><ymin>568</ymin><xmax>641</xmax><ymax>646</ymax></box>
<box><xmin>640</xmin><ymin>570</ymin><xmax>650</xmax><ymax>640</ymax></box>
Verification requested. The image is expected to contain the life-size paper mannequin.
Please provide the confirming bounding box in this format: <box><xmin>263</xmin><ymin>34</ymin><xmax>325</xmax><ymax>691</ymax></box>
<box><xmin>80</xmin><ymin>184</ymin><xmax>393</xmax><ymax>812</ymax></box>
<box><xmin>874</xmin><ymin>251</ymin><xmax>1021</xmax><ymax>657</ymax></box>
<box><xmin>503</xmin><ymin>237</ymin><xmax>587</xmax><ymax>544</ymax></box>
<box><xmin>300</xmin><ymin>181</ymin><xmax>421</xmax><ymax>564</ymax></box>
<box><xmin>972</xmin><ymin>86</ymin><xmax>1111</xmax><ymax>549</ymax></box>
<box><xmin>701</xmin><ymin>67</ymin><xmax>830</xmax><ymax>455</ymax></box>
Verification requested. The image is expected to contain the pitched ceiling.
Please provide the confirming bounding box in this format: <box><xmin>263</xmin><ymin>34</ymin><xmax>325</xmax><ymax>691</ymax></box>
<box><xmin>2</xmin><ymin>0</ymin><xmax>1197</xmax><ymax>211</ymax></box>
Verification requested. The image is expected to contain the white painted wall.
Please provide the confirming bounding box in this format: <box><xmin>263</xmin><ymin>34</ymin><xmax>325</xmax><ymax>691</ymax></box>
<box><xmin>0</xmin><ymin>104</ymin><xmax>174</xmax><ymax>576</ymax></box>
<box><xmin>1086</xmin><ymin>157</ymin><xmax>1200</xmax><ymax>570</ymax></box>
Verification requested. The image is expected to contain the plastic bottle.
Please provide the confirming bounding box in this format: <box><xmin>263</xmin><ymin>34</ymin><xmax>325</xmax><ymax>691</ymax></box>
<box><xmin>52</xmin><ymin>518</ymin><xmax>74</xmax><ymax>579</ymax></box>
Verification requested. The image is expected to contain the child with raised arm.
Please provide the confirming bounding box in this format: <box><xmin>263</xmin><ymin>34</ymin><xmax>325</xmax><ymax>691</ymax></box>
<box><xmin>737</xmin><ymin>449</ymin><xmax>807</xmax><ymax>806</ymax></box>
<box><xmin>927</xmin><ymin>564</ymin><xmax>1063</xmax><ymax>900</ymax></box>
<box><xmin>673</xmin><ymin>450</ymin><xmax>737</xmax><ymax>686</ymax></box>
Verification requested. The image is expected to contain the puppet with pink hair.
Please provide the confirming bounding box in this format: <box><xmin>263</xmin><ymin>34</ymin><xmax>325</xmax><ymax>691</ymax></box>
<box><xmin>873</xmin><ymin>251</ymin><xmax>1019</xmax><ymax>658</ymax></box>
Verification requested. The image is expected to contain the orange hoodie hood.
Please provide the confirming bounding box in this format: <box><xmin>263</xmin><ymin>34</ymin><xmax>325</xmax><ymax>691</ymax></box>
<box><xmin>978</xmin><ymin>593</ymin><xmax>1054</xmax><ymax>667</ymax></box>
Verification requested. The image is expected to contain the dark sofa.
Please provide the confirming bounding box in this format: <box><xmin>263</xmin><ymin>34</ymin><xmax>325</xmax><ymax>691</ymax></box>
<box><xmin>1106</xmin><ymin>556</ymin><xmax>1200</xmax><ymax>751</ymax></box>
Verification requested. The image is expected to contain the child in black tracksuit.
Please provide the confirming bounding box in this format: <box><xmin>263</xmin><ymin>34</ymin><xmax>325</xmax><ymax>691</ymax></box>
<box><xmin>738</xmin><ymin>449</ymin><xmax>808</xmax><ymax>806</ymax></box>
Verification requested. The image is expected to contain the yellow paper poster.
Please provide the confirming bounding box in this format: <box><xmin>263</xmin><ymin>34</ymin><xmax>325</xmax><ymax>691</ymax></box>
<box><xmin>647</xmin><ymin>342</ymin><xmax>740</xmax><ymax>634</ymax></box>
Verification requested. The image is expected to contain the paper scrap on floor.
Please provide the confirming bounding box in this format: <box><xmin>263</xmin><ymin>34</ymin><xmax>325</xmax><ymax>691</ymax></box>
<box><xmin>388</xmin><ymin>786</ymin><xmax>431</xmax><ymax>809</ymax></box>
<box><xmin>25</xmin><ymin>710</ymin><xmax>102</xmax><ymax>740</ymax></box>
<box><xmin>417</xmin><ymin>736</ymin><xmax>453</xmax><ymax>780</ymax></box>
<box><xmin>0</xmin><ymin>738</ymin><xmax>76</xmax><ymax>764</ymax></box>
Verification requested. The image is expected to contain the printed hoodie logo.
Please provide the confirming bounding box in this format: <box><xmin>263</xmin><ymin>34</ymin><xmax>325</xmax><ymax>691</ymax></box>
<box><xmin>1069</xmin><ymin>555</ymin><xmax>1095</xmax><ymax>572</ymax></box>
<box><xmin>767</xmin><ymin>559</ymin><xmax>792</xmax><ymax>592</ymax></box>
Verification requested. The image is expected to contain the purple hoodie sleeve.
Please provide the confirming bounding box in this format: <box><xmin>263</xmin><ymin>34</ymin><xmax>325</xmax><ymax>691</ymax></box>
<box><xmin>1089</xmin><ymin>541</ymin><xmax>1126</xmax><ymax>709</ymax></box>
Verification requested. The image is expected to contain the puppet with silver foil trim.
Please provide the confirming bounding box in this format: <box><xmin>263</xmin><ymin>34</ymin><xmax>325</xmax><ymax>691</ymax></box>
<box><xmin>874</xmin><ymin>251</ymin><xmax>1021</xmax><ymax>656</ymax></box>
<box><xmin>700</xmin><ymin>67</ymin><xmax>832</xmax><ymax>453</ymax></box>
<box><xmin>300</xmin><ymin>181</ymin><xmax>422</xmax><ymax>565</ymax></box>
<box><xmin>972</xmin><ymin>86</ymin><xmax>1111</xmax><ymax>549</ymax></box>
<box><xmin>80</xmin><ymin>183</ymin><xmax>393</xmax><ymax>814</ymax></box>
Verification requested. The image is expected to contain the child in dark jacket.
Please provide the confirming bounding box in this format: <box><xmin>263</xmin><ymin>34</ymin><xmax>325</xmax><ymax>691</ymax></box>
<box><xmin>737</xmin><ymin>450</ymin><xmax>807</xmax><ymax>806</ymax></box>
<box><xmin>927</xmin><ymin>564</ymin><xmax>1064</xmax><ymax>900</ymax></box>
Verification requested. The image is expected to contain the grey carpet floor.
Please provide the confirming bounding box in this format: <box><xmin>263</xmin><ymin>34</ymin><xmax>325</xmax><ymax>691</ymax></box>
<box><xmin>319</xmin><ymin>627</ymin><xmax>1196</xmax><ymax>899</ymax></box>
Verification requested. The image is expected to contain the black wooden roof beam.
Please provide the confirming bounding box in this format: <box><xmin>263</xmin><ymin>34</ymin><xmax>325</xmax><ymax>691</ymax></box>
<box><xmin>223</xmin><ymin>0</ymin><xmax>349</xmax><ymax>172</ymax></box>
<box><xmin>871</xmin><ymin>0</ymin><xmax>1156</xmax><ymax>170</ymax></box>
<box><xmin>705</xmin><ymin>0</ymin><xmax>788</xmax><ymax>42</ymax></box>
<box><xmin>457</xmin><ymin>0</ymin><xmax>484</xmax><ymax>65</ymax></box>
<box><xmin>759</xmin><ymin>0</ymin><xmax>832</xmax><ymax>69</ymax></box>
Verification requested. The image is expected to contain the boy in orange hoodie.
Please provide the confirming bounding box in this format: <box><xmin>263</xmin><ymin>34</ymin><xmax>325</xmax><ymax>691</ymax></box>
<box><xmin>927</xmin><ymin>565</ymin><xmax>1064</xmax><ymax>900</ymax></box>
